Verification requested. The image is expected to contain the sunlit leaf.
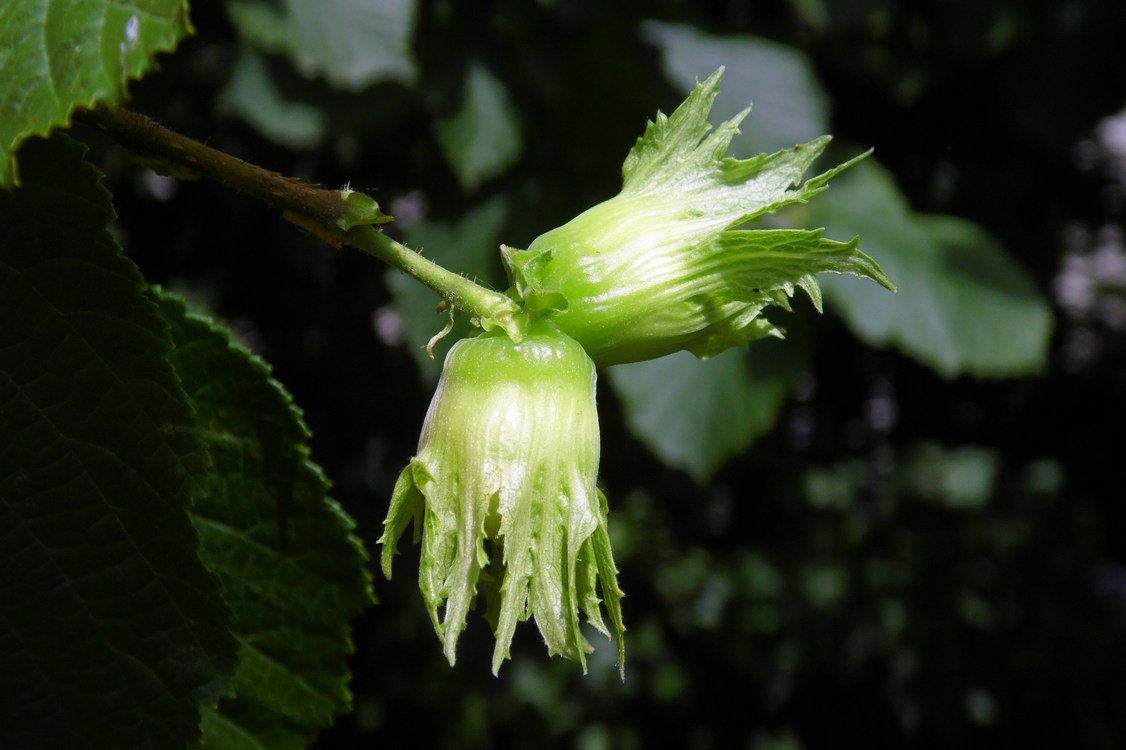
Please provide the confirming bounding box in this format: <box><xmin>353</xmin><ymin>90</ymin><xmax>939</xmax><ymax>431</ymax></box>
<box><xmin>0</xmin><ymin>0</ymin><xmax>192</xmax><ymax>188</ymax></box>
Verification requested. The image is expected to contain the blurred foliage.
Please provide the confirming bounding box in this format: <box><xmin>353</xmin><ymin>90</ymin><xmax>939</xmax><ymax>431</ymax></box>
<box><xmin>807</xmin><ymin>160</ymin><xmax>1054</xmax><ymax>377</ymax></box>
<box><xmin>599</xmin><ymin>446</ymin><xmax>1101</xmax><ymax>748</ymax></box>
<box><xmin>607</xmin><ymin>343</ymin><xmax>802</xmax><ymax>480</ymax></box>
<box><xmin>49</xmin><ymin>0</ymin><xmax>1126</xmax><ymax>747</ymax></box>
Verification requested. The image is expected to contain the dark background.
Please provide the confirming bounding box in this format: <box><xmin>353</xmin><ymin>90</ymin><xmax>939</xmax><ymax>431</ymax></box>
<box><xmin>88</xmin><ymin>1</ymin><xmax>1126</xmax><ymax>747</ymax></box>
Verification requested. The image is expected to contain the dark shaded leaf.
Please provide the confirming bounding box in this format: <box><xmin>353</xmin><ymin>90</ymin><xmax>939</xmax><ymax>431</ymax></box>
<box><xmin>152</xmin><ymin>291</ymin><xmax>374</xmax><ymax>749</ymax></box>
<box><xmin>0</xmin><ymin>136</ymin><xmax>235</xmax><ymax>750</ymax></box>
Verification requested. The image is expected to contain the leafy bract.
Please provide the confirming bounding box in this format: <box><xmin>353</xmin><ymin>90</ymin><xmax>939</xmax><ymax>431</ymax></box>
<box><xmin>152</xmin><ymin>291</ymin><xmax>374</xmax><ymax>749</ymax></box>
<box><xmin>618</xmin><ymin>69</ymin><xmax>843</xmax><ymax>218</ymax></box>
<box><xmin>0</xmin><ymin>0</ymin><xmax>192</xmax><ymax>188</ymax></box>
<box><xmin>511</xmin><ymin>69</ymin><xmax>891</xmax><ymax>366</ymax></box>
<box><xmin>0</xmin><ymin>136</ymin><xmax>235</xmax><ymax>749</ymax></box>
<box><xmin>804</xmin><ymin>160</ymin><xmax>1053</xmax><ymax>377</ymax></box>
<box><xmin>380</xmin><ymin>324</ymin><xmax>623</xmax><ymax>676</ymax></box>
<box><xmin>227</xmin><ymin>0</ymin><xmax>418</xmax><ymax>91</ymax></box>
<box><xmin>642</xmin><ymin>20</ymin><xmax>830</xmax><ymax>157</ymax></box>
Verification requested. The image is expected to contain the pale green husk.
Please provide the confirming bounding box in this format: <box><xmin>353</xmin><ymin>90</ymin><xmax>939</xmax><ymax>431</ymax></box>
<box><xmin>504</xmin><ymin>68</ymin><xmax>894</xmax><ymax>366</ymax></box>
<box><xmin>379</xmin><ymin>323</ymin><xmax>625</xmax><ymax>675</ymax></box>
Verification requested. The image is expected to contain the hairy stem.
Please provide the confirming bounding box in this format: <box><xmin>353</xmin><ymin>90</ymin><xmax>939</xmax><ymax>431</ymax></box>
<box><xmin>76</xmin><ymin>106</ymin><xmax>521</xmax><ymax>333</ymax></box>
<box><xmin>76</xmin><ymin>106</ymin><xmax>349</xmax><ymax>234</ymax></box>
<box><xmin>347</xmin><ymin>226</ymin><xmax>521</xmax><ymax>335</ymax></box>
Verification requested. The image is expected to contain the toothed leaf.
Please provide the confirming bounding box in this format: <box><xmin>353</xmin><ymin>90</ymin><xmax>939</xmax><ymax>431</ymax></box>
<box><xmin>0</xmin><ymin>0</ymin><xmax>193</xmax><ymax>188</ymax></box>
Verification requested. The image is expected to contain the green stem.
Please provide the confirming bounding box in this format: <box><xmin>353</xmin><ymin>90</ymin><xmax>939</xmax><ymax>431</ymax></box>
<box><xmin>347</xmin><ymin>225</ymin><xmax>522</xmax><ymax>337</ymax></box>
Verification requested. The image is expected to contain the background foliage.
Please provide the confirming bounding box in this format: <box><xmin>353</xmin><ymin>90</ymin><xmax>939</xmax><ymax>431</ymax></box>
<box><xmin>4</xmin><ymin>0</ymin><xmax>1126</xmax><ymax>748</ymax></box>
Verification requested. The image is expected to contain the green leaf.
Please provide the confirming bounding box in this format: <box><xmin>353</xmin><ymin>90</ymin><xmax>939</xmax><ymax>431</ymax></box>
<box><xmin>804</xmin><ymin>159</ymin><xmax>1053</xmax><ymax>377</ymax></box>
<box><xmin>0</xmin><ymin>136</ymin><xmax>236</xmax><ymax>749</ymax></box>
<box><xmin>641</xmin><ymin>20</ymin><xmax>830</xmax><ymax>157</ymax></box>
<box><xmin>227</xmin><ymin>0</ymin><xmax>418</xmax><ymax>90</ymax></box>
<box><xmin>0</xmin><ymin>0</ymin><xmax>192</xmax><ymax>188</ymax></box>
<box><xmin>388</xmin><ymin>196</ymin><xmax>510</xmax><ymax>381</ymax></box>
<box><xmin>607</xmin><ymin>342</ymin><xmax>801</xmax><ymax>481</ymax></box>
<box><xmin>218</xmin><ymin>50</ymin><xmax>328</xmax><ymax>149</ymax></box>
<box><xmin>151</xmin><ymin>291</ymin><xmax>375</xmax><ymax>749</ymax></box>
<box><xmin>436</xmin><ymin>62</ymin><xmax>524</xmax><ymax>193</ymax></box>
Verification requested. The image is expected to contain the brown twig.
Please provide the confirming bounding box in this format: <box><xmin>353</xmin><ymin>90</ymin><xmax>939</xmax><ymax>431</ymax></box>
<box><xmin>75</xmin><ymin>106</ymin><xmax>348</xmax><ymax>239</ymax></box>
<box><xmin>75</xmin><ymin>106</ymin><xmax>523</xmax><ymax>335</ymax></box>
